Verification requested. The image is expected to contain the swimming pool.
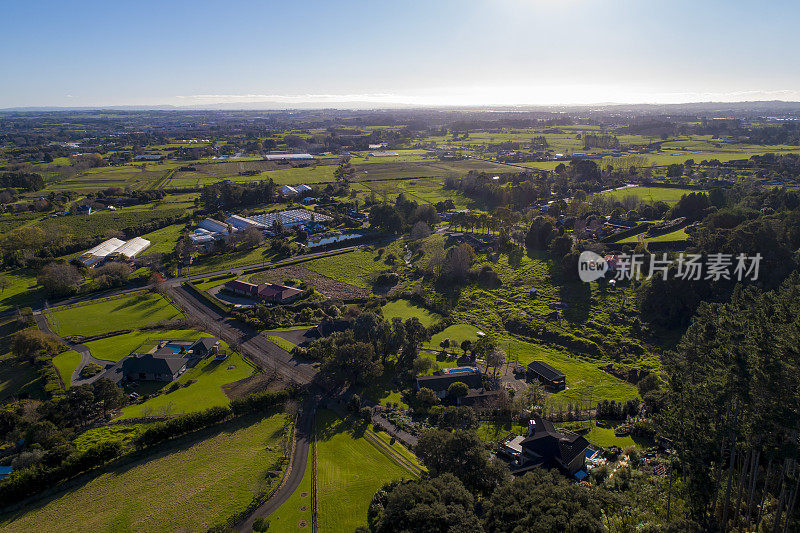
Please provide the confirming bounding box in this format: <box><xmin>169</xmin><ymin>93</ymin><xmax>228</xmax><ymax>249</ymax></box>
<box><xmin>447</xmin><ymin>367</ymin><xmax>474</xmax><ymax>374</ymax></box>
<box><xmin>164</xmin><ymin>343</ymin><xmax>188</xmax><ymax>354</ymax></box>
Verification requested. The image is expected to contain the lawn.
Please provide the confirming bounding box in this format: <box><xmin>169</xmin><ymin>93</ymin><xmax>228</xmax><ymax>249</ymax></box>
<box><xmin>0</xmin><ymin>413</ymin><xmax>290</xmax><ymax>532</ymax></box>
<box><xmin>47</xmin><ymin>292</ymin><xmax>184</xmax><ymax>337</ymax></box>
<box><xmin>316</xmin><ymin>410</ymin><xmax>411</xmax><ymax>532</ymax></box>
<box><xmin>268</xmin><ymin>445</ymin><xmax>314</xmax><ymax>531</ymax></box>
<box><xmin>52</xmin><ymin>350</ymin><xmax>81</xmax><ymax>388</ymax></box>
<box><xmin>618</xmin><ymin>226</ymin><xmax>690</xmax><ymax>244</ymax></box>
<box><xmin>266</xmin><ymin>335</ymin><xmax>297</xmax><ymax>353</ymax></box>
<box><xmin>0</xmin><ymin>269</ymin><xmax>43</xmax><ymax>313</ymax></box>
<box><xmin>139</xmin><ymin>222</ymin><xmax>186</xmax><ymax>256</ymax></box>
<box><xmin>84</xmin><ymin>329</ymin><xmax>215</xmax><ymax>362</ymax></box>
<box><xmin>424</xmin><ymin>323</ymin><xmax>482</xmax><ymax>352</ymax></box>
<box><xmin>0</xmin><ymin>319</ymin><xmax>44</xmax><ymax>400</ymax></box>
<box><xmin>594</xmin><ymin>186</ymin><xmax>704</xmax><ymax>205</ymax></box>
<box><xmin>381</xmin><ymin>299</ymin><xmax>442</xmax><ymax>328</ymax></box>
<box><xmin>556</xmin><ymin>420</ymin><xmax>650</xmax><ymax>449</ymax></box>
<box><xmin>117</xmin><ymin>351</ymin><xmax>257</xmax><ymax>418</ymax></box>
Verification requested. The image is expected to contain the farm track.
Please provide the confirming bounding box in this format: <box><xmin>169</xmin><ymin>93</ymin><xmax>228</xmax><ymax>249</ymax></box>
<box><xmin>363</xmin><ymin>428</ymin><xmax>423</xmax><ymax>478</ymax></box>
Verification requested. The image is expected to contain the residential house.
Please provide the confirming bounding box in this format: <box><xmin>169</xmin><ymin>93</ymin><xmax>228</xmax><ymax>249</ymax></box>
<box><xmin>223</xmin><ymin>279</ymin><xmax>302</xmax><ymax>303</ymax></box>
<box><xmin>500</xmin><ymin>415</ymin><xmax>589</xmax><ymax>477</ymax></box>
<box><xmin>190</xmin><ymin>337</ymin><xmax>220</xmax><ymax>357</ymax></box>
<box><xmin>527</xmin><ymin>360</ymin><xmax>566</xmax><ymax>391</ymax></box>
<box><xmin>415</xmin><ymin>367</ymin><xmax>483</xmax><ymax>399</ymax></box>
<box><xmin>121</xmin><ymin>354</ymin><xmax>187</xmax><ymax>382</ymax></box>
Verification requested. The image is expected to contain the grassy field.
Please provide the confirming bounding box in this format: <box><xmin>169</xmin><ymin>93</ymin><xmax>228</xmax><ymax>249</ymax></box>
<box><xmin>72</xmin><ymin>424</ymin><xmax>145</xmax><ymax>452</ymax></box>
<box><xmin>117</xmin><ymin>351</ymin><xmax>256</xmax><ymax>418</ymax></box>
<box><xmin>266</xmin><ymin>335</ymin><xmax>297</xmax><ymax>353</ymax></box>
<box><xmin>0</xmin><ymin>413</ymin><xmax>290</xmax><ymax>532</ymax></box>
<box><xmin>618</xmin><ymin>226</ymin><xmax>690</xmax><ymax>244</ymax></box>
<box><xmin>0</xmin><ymin>270</ymin><xmax>42</xmax><ymax>313</ymax></box>
<box><xmin>316</xmin><ymin>410</ymin><xmax>411</xmax><ymax>532</ymax></box>
<box><xmin>594</xmin><ymin>186</ymin><xmax>704</xmax><ymax>205</ymax></box>
<box><xmin>52</xmin><ymin>350</ymin><xmax>81</xmax><ymax>388</ymax></box>
<box><xmin>138</xmin><ymin>222</ymin><xmax>186</xmax><ymax>256</ymax></box>
<box><xmin>380</xmin><ymin>299</ymin><xmax>441</xmax><ymax>327</ymax></box>
<box><xmin>84</xmin><ymin>329</ymin><xmax>215</xmax><ymax>362</ymax></box>
<box><xmin>268</xmin><ymin>445</ymin><xmax>314</xmax><ymax>531</ymax></box>
<box><xmin>47</xmin><ymin>292</ymin><xmax>184</xmax><ymax>337</ymax></box>
<box><xmin>503</xmin><ymin>338</ymin><xmax>639</xmax><ymax>404</ymax></box>
<box><xmin>301</xmin><ymin>247</ymin><xmax>399</xmax><ymax>289</ymax></box>
<box><xmin>424</xmin><ymin>323</ymin><xmax>482</xmax><ymax>352</ymax></box>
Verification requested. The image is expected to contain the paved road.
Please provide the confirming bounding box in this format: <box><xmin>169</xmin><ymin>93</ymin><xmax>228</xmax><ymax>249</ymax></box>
<box><xmin>236</xmin><ymin>399</ymin><xmax>317</xmax><ymax>532</ymax></box>
<box><xmin>33</xmin><ymin>312</ymin><xmax>116</xmax><ymax>386</ymax></box>
<box><xmin>165</xmin><ymin>284</ymin><xmax>319</xmax><ymax>386</ymax></box>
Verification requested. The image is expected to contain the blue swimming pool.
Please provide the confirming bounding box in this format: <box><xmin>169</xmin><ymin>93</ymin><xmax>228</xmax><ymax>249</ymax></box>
<box><xmin>448</xmin><ymin>367</ymin><xmax>473</xmax><ymax>373</ymax></box>
<box><xmin>164</xmin><ymin>343</ymin><xmax>186</xmax><ymax>354</ymax></box>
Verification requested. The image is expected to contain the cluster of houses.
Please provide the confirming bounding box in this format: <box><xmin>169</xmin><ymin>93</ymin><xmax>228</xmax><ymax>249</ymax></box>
<box><xmin>223</xmin><ymin>278</ymin><xmax>303</xmax><ymax>304</ymax></box>
<box><xmin>76</xmin><ymin>236</ymin><xmax>151</xmax><ymax>268</ymax></box>
<box><xmin>190</xmin><ymin>208</ymin><xmax>332</xmax><ymax>245</ymax></box>
<box><xmin>414</xmin><ymin>361</ymin><xmax>590</xmax><ymax>477</ymax></box>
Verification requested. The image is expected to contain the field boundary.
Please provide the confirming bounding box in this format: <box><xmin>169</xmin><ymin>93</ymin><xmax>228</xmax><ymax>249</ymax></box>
<box><xmin>363</xmin><ymin>427</ymin><xmax>423</xmax><ymax>478</ymax></box>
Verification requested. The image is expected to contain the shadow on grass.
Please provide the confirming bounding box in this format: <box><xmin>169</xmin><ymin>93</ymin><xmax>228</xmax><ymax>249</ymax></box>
<box><xmin>315</xmin><ymin>409</ymin><xmax>367</xmax><ymax>442</ymax></box>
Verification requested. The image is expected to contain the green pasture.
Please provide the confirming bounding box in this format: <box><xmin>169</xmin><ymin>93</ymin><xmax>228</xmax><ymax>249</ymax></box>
<box><xmin>47</xmin><ymin>292</ymin><xmax>184</xmax><ymax>337</ymax></box>
<box><xmin>268</xmin><ymin>445</ymin><xmax>314</xmax><ymax>531</ymax></box>
<box><xmin>0</xmin><ymin>269</ymin><xmax>42</xmax><ymax>313</ymax></box>
<box><xmin>72</xmin><ymin>424</ymin><xmax>145</xmax><ymax>452</ymax></box>
<box><xmin>380</xmin><ymin>299</ymin><xmax>441</xmax><ymax>328</ymax></box>
<box><xmin>0</xmin><ymin>413</ymin><xmax>290</xmax><ymax>533</ymax></box>
<box><xmin>594</xmin><ymin>186</ymin><xmax>703</xmax><ymax>205</ymax></box>
<box><xmin>316</xmin><ymin>410</ymin><xmax>411</xmax><ymax>532</ymax></box>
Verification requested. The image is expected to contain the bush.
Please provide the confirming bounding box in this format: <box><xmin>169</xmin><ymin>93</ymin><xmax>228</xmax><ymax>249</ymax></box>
<box><xmin>253</xmin><ymin>517</ymin><xmax>270</xmax><ymax>531</ymax></box>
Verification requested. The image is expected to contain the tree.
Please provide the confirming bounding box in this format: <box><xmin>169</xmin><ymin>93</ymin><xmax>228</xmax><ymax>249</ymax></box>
<box><xmin>415</xmin><ymin>387</ymin><xmax>439</xmax><ymax>410</ymax></box>
<box><xmin>12</xmin><ymin>329</ymin><xmax>61</xmax><ymax>362</ymax></box>
<box><xmin>525</xmin><ymin>216</ymin><xmax>555</xmax><ymax>250</ymax></box>
<box><xmin>369</xmin><ymin>203</ymin><xmax>404</xmax><ymax>234</ymax></box>
<box><xmin>410</xmin><ymin>221</ymin><xmax>431</xmax><ymax>240</ymax></box>
<box><xmin>460</xmin><ymin>340</ymin><xmax>472</xmax><ymax>356</ymax></box>
<box><xmin>416</xmin><ymin>429</ymin><xmax>509</xmax><ymax>494</ymax></box>
<box><xmin>485</xmin><ymin>346</ymin><xmax>506</xmax><ymax>378</ymax></box>
<box><xmin>367</xmin><ymin>474</ymin><xmax>482</xmax><ymax>533</ymax></box>
<box><xmin>447</xmin><ymin>381</ymin><xmax>469</xmax><ymax>400</ymax></box>
<box><xmin>37</xmin><ymin>262</ymin><xmax>81</xmax><ymax>296</ymax></box>
<box><xmin>483</xmin><ymin>470</ymin><xmax>605</xmax><ymax>532</ymax></box>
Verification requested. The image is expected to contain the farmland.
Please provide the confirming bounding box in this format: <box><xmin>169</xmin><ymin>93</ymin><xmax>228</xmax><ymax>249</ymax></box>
<box><xmin>46</xmin><ymin>292</ymin><xmax>184</xmax><ymax>337</ymax></box>
<box><xmin>594</xmin><ymin>186</ymin><xmax>704</xmax><ymax>205</ymax></box>
<box><xmin>0</xmin><ymin>413</ymin><xmax>290</xmax><ymax>532</ymax></box>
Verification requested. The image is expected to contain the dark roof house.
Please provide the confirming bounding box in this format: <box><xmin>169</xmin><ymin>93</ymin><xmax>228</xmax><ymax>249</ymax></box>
<box><xmin>527</xmin><ymin>360</ymin><xmax>566</xmax><ymax>391</ymax></box>
<box><xmin>121</xmin><ymin>354</ymin><xmax>187</xmax><ymax>382</ymax></box>
<box><xmin>512</xmin><ymin>415</ymin><xmax>589</xmax><ymax>476</ymax></box>
<box><xmin>416</xmin><ymin>368</ymin><xmax>483</xmax><ymax>398</ymax></box>
<box><xmin>190</xmin><ymin>337</ymin><xmax>220</xmax><ymax>357</ymax></box>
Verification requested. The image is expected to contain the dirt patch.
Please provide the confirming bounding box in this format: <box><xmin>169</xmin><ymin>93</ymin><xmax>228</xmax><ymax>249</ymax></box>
<box><xmin>300</xmin><ymin>505</ymin><xmax>308</xmax><ymax>512</ymax></box>
<box><xmin>299</xmin><ymin>520</ymin><xmax>308</xmax><ymax>528</ymax></box>
<box><xmin>250</xmin><ymin>265</ymin><xmax>370</xmax><ymax>299</ymax></box>
<box><xmin>301</xmin><ymin>491</ymin><xmax>309</xmax><ymax>498</ymax></box>
<box><xmin>222</xmin><ymin>373</ymin><xmax>287</xmax><ymax>400</ymax></box>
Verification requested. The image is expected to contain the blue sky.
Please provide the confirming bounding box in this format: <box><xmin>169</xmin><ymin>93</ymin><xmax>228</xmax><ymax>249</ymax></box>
<box><xmin>1</xmin><ymin>0</ymin><xmax>798</xmax><ymax>107</ymax></box>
